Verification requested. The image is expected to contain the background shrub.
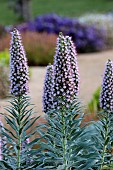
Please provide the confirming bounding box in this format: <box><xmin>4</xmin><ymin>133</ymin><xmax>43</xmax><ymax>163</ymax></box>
<box><xmin>0</xmin><ymin>25</ymin><xmax>6</xmax><ymax>38</ymax></box>
<box><xmin>23</xmin><ymin>32</ymin><xmax>56</xmax><ymax>66</ymax></box>
<box><xmin>79</xmin><ymin>13</ymin><xmax>113</xmax><ymax>48</ymax></box>
<box><xmin>87</xmin><ymin>87</ymin><xmax>101</xmax><ymax>114</ymax></box>
<box><xmin>0</xmin><ymin>64</ymin><xmax>9</xmax><ymax>98</ymax></box>
<box><xmin>0</xmin><ymin>35</ymin><xmax>10</xmax><ymax>52</ymax></box>
<box><xmin>16</xmin><ymin>13</ymin><xmax>106</xmax><ymax>53</ymax></box>
<box><xmin>0</xmin><ymin>50</ymin><xmax>9</xmax><ymax>66</ymax></box>
<box><xmin>0</xmin><ymin>51</ymin><xmax>10</xmax><ymax>98</ymax></box>
<box><xmin>0</xmin><ymin>32</ymin><xmax>57</xmax><ymax>66</ymax></box>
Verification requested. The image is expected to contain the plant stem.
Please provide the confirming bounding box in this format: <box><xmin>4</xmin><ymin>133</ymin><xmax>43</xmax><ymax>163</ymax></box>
<box><xmin>62</xmin><ymin>111</ymin><xmax>68</xmax><ymax>170</ymax></box>
<box><xmin>100</xmin><ymin>112</ymin><xmax>109</xmax><ymax>170</ymax></box>
<box><xmin>17</xmin><ymin>96</ymin><xmax>22</xmax><ymax>170</ymax></box>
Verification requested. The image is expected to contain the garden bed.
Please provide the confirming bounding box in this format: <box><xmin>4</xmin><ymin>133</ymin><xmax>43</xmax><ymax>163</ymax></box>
<box><xmin>0</xmin><ymin>49</ymin><xmax>113</xmax><ymax>116</ymax></box>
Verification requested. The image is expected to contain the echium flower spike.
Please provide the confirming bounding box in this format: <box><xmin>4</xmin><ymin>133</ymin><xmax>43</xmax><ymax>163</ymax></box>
<box><xmin>100</xmin><ymin>59</ymin><xmax>113</xmax><ymax>113</ymax></box>
<box><xmin>53</xmin><ymin>33</ymin><xmax>79</xmax><ymax>109</ymax></box>
<box><xmin>65</xmin><ymin>35</ymin><xmax>80</xmax><ymax>95</ymax></box>
<box><xmin>10</xmin><ymin>28</ymin><xmax>29</xmax><ymax>96</ymax></box>
<box><xmin>42</xmin><ymin>64</ymin><xmax>54</xmax><ymax>113</ymax></box>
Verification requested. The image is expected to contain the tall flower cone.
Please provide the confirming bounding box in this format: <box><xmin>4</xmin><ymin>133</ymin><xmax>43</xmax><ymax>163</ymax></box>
<box><xmin>53</xmin><ymin>33</ymin><xmax>80</xmax><ymax>109</ymax></box>
<box><xmin>10</xmin><ymin>28</ymin><xmax>29</xmax><ymax>96</ymax></box>
<box><xmin>42</xmin><ymin>64</ymin><xmax>54</xmax><ymax>113</ymax></box>
<box><xmin>100</xmin><ymin>59</ymin><xmax>113</xmax><ymax>113</ymax></box>
<box><xmin>65</xmin><ymin>35</ymin><xmax>80</xmax><ymax>95</ymax></box>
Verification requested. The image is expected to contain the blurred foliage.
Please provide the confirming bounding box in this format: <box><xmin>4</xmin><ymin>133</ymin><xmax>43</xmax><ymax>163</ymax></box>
<box><xmin>79</xmin><ymin>13</ymin><xmax>113</xmax><ymax>48</ymax></box>
<box><xmin>0</xmin><ymin>50</ymin><xmax>10</xmax><ymax>98</ymax></box>
<box><xmin>1</xmin><ymin>0</ymin><xmax>113</xmax><ymax>25</ymax></box>
<box><xmin>0</xmin><ymin>50</ymin><xmax>9</xmax><ymax>66</ymax></box>
<box><xmin>0</xmin><ymin>32</ymin><xmax>57</xmax><ymax>66</ymax></box>
<box><xmin>16</xmin><ymin>14</ymin><xmax>105</xmax><ymax>53</ymax></box>
<box><xmin>87</xmin><ymin>87</ymin><xmax>101</xmax><ymax>114</ymax></box>
<box><xmin>8</xmin><ymin>0</ymin><xmax>32</xmax><ymax>22</ymax></box>
<box><xmin>0</xmin><ymin>24</ymin><xmax>6</xmax><ymax>38</ymax></box>
<box><xmin>0</xmin><ymin>64</ymin><xmax>10</xmax><ymax>98</ymax></box>
<box><xmin>22</xmin><ymin>32</ymin><xmax>56</xmax><ymax>66</ymax></box>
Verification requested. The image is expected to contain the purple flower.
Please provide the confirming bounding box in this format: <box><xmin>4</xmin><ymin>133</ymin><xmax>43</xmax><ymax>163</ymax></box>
<box><xmin>10</xmin><ymin>28</ymin><xmax>29</xmax><ymax>96</ymax></box>
<box><xmin>22</xmin><ymin>138</ymin><xmax>30</xmax><ymax>150</ymax></box>
<box><xmin>100</xmin><ymin>59</ymin><xmax>113</xmax><ymax>113</ymax></box>
<box><xmin>42</xmin><ymin>64</ymin><xmax>54</xmax><ymax>113</ymax></box>
<box><xmin>22</xmin><ymin>138</ymin><xmax>31</xmax><ymax>163</ymax></box>
<box><xmin>53</xmin><ymin>33</ymin><xmax>80</xmax><ymax>109</ymax></box>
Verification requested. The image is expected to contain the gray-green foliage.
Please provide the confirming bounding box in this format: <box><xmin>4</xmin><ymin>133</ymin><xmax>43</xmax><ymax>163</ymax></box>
<box><xmin>38</xmin><ymin>99</ymin><xmax>113</xmax><ymax>170</ymax></box>
<box><xmin>39</xmin><ymin>99</ymin><xmax>98</xmax><ymax>170</ymax></box>
<box><xmin>0</xmin><ymin>95</ymin><xmax>42</xmax><ymax>170</ymax></box>
<box><xmin>0</xmin><ymin>96</ymin><xmax>113</xmax><ymax>169</ymax></box>
<box><xmin>90</xmin><ymin>112</ymin><xmax>113</xmax><ymax>169</ymax></box>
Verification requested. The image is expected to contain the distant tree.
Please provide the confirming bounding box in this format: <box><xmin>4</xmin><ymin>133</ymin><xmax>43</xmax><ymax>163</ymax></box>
<box><xmin>8</xmin><ymin>0</ymin><xmax>32</xmax><ymax>22</ymax></box>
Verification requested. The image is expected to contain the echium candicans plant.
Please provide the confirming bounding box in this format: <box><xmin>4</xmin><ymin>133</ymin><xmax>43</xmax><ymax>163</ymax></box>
<box><xmin>42</xmin><ymin>64</ymin><xmax>54</xmax><ymax>113</ymax></box>
<box><xmin>91</xmin><ymin>59</ymin><xmax>113</xmax><ymax>169</ymax></box>
<box><xmin>53</xmin><ymin>32</ymin><xmax>80</xmax><ymax>110</ymax></box>
<box><xmin>0</xmin><ymin>28</ymin><xmax>42</xmax><ymax>170</ymax></box>
<box><xmin>40</xmin><ymin>33</ymin><xmax>96</xmax><ymax>170</ymax></box>
<box><xmin>10</xmin><ymin>28</ymin><xmax>29</xmax><ymax>96</ymax></box>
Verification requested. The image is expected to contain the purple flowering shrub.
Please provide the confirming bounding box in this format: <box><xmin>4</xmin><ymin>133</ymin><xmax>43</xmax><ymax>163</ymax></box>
<box><xmin>23</xmin><ymin>13</ymin><xmax>105</xmax><ymax>53</ymax></box>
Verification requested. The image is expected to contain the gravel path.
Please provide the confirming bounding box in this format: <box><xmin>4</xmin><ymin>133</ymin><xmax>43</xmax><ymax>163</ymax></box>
<box><xmin>0</xmin><ymin>49</ymin><xmax>113</xmax><ymax>116</ymax></box>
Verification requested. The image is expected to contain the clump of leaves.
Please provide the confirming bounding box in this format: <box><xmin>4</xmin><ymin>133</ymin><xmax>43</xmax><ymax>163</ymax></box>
<box><xmin>0</xmin><ymin>50</ymin><xmax>10</xmax><ymax>99</ymax></box>
<box><xmin>0</xmin><ymin>50</ymin><xmax>9</xmax><ymax>66</ymax></box>
<box><xmin>88</xmin><ymin>111</ymin><xmax>113</xmax><ymax>170</ymax></box>
<box><xmin>39</xmin><ymin>98</ymin><xmax>97</xmax><ymax>170</ymax></box>
<box><xmin>0</xmin><ymin>64</ymin><xmax>10</xmax><ymax>98</ymax></box>
<box><xmin>87</xmin><ymin>87</ymin><xmax>101</xmax><ymax>114</ymax></box>
<box><xmin>0</xmin><ymin>96</ymin><xmax>43</xmax><ymax>170</ymax></box>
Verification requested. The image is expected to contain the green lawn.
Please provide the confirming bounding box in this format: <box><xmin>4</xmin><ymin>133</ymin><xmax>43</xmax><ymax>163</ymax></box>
<box><xmin>0</xmin><ymin>0</ymin><xmax>113</xmax><ymax>25</ymax></box>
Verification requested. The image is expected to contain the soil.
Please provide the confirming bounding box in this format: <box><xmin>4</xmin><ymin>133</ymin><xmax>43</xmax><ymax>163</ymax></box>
<box><xmin>0</xmin><ymin>49</ymin><xmax>113</xmax><ymax>117</ymax></box>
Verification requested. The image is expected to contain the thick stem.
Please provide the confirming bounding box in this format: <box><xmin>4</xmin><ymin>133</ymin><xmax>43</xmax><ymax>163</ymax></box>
<box><xmin>62</xmin><ymin>111</ymin><xmax>68</xmax><ymax>170</ymax></box>
<box><xmin>100</xmin><ymin>112</ymin><xmax>110</xmax><ymax>170</ymax></box>
<box><xmin>17</xmin><ymin>96</ymin><xmax>22</xmax><ymax>170</ymax></box>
